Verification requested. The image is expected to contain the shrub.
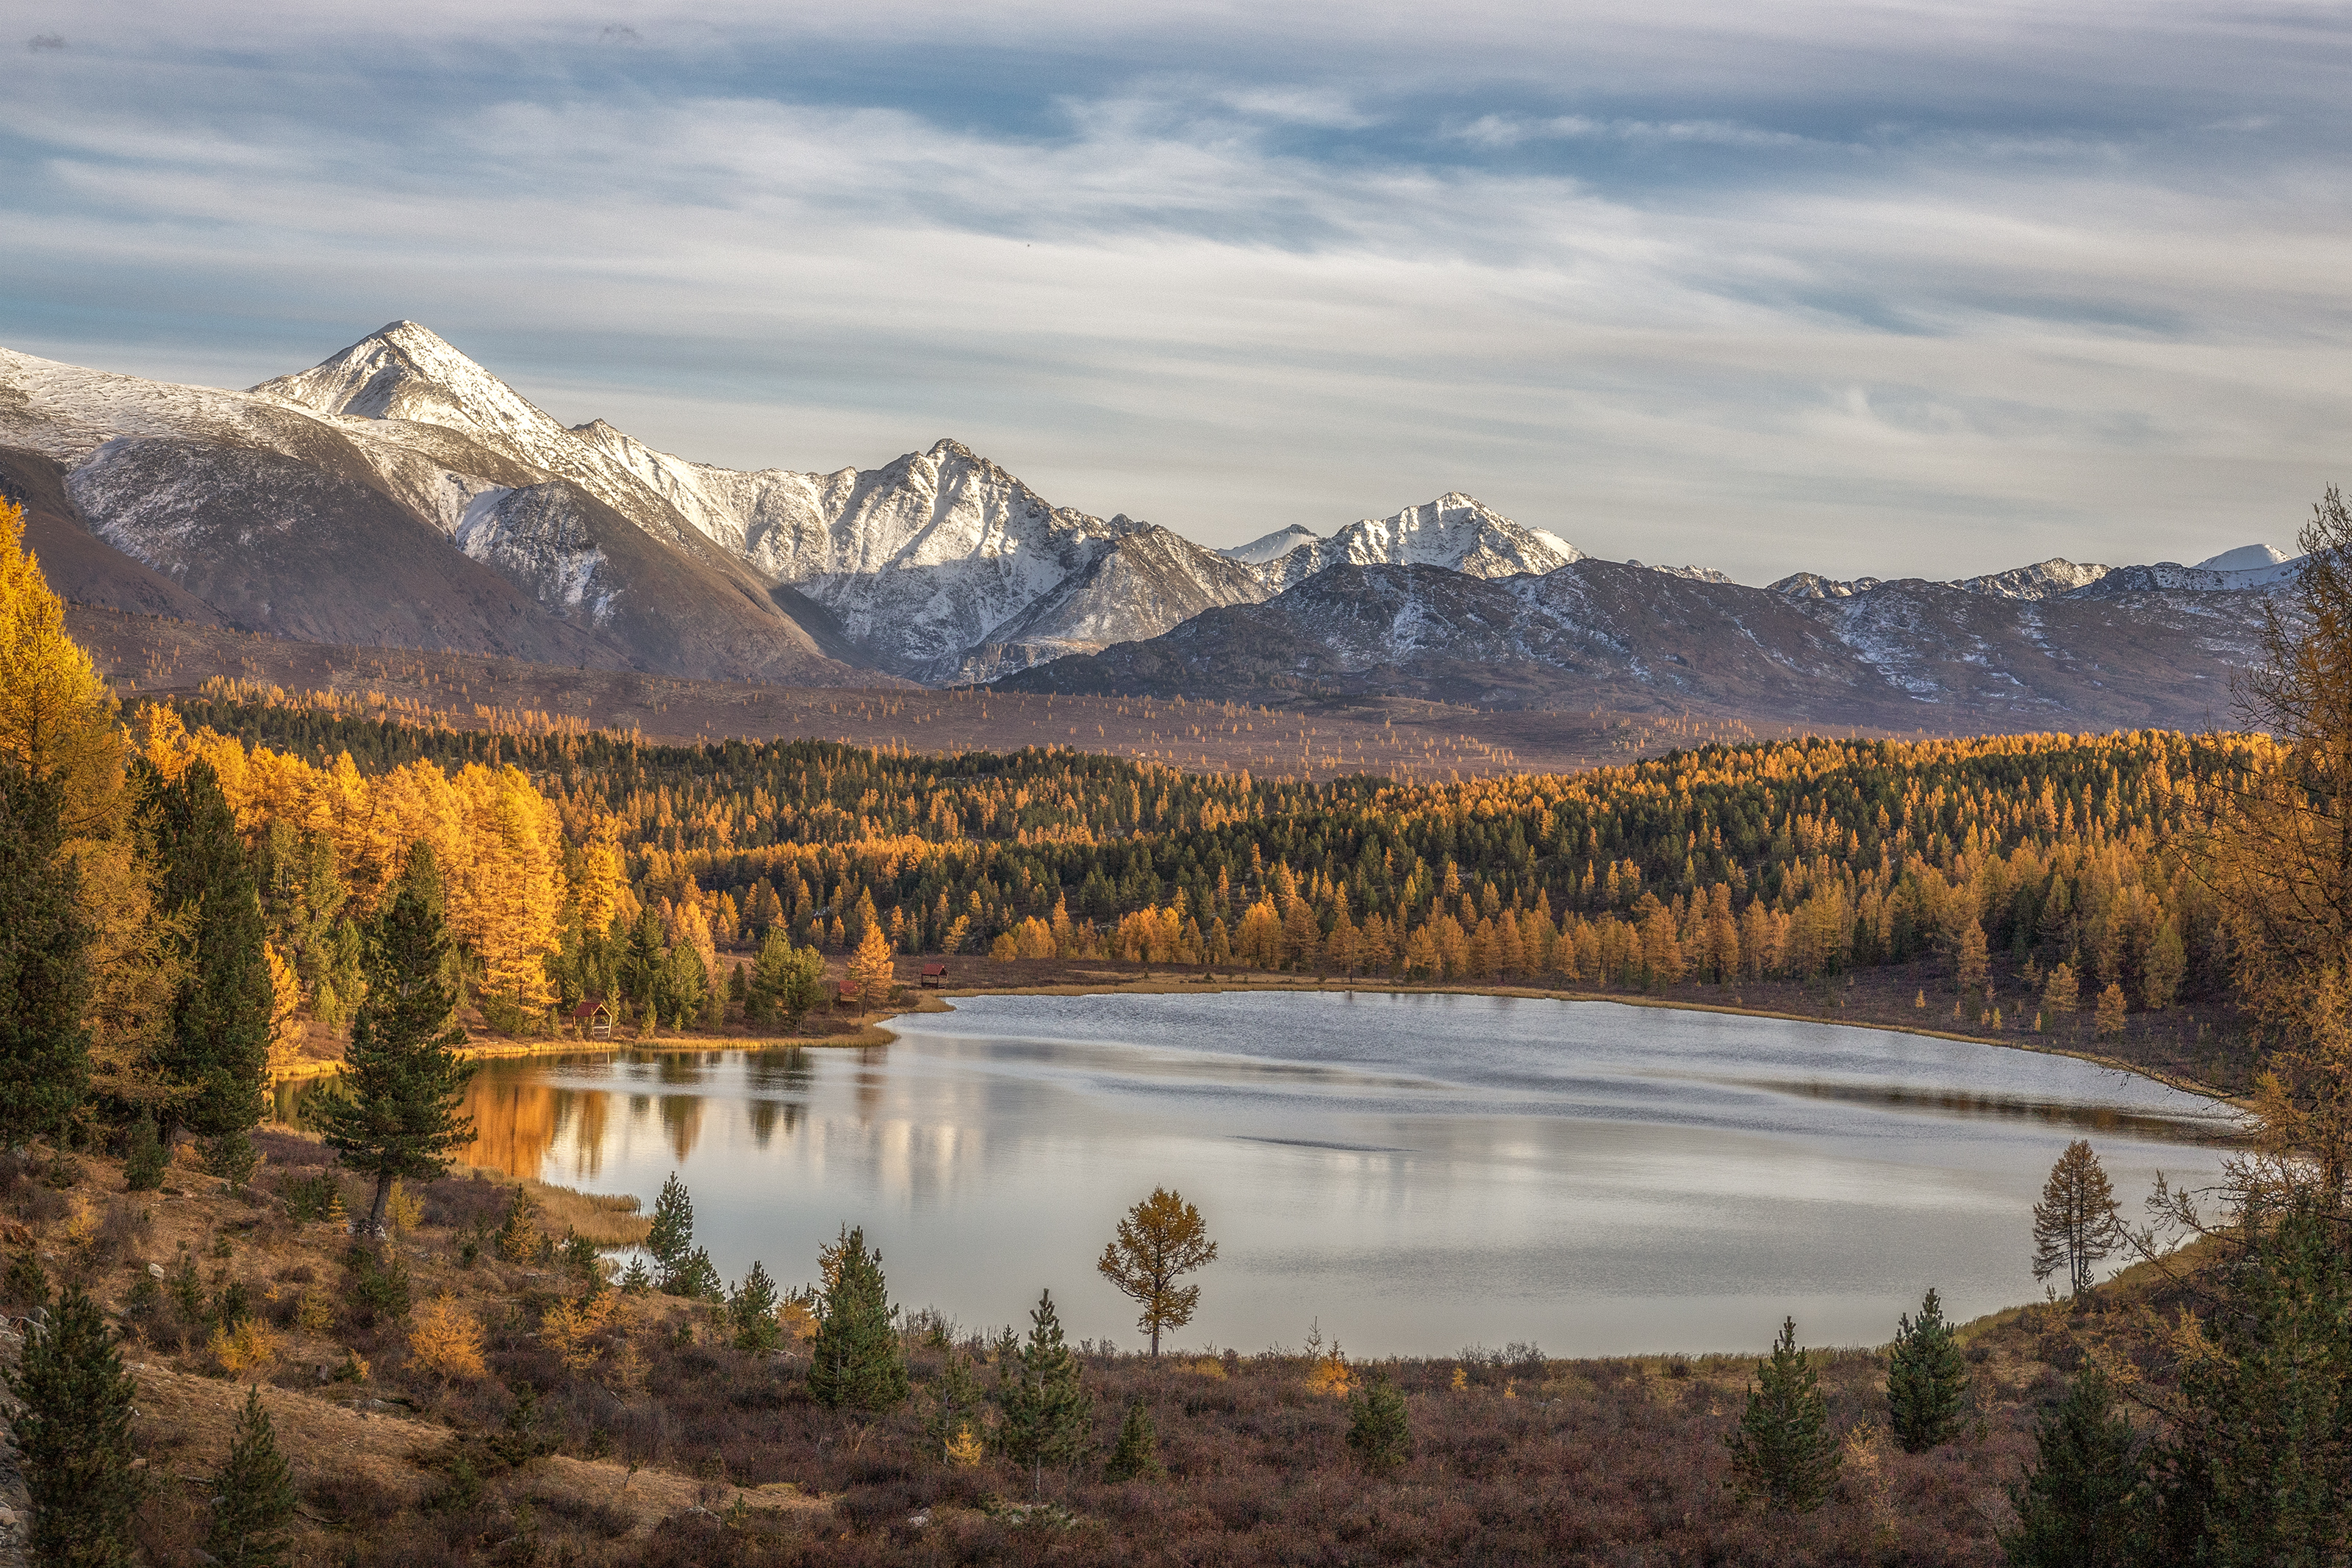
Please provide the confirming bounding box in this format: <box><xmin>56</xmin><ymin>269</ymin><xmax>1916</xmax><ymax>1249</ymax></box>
<box><xmin>351</xmin><ymin>1249</ymin><xmax>412</xmax><ymax>1326</ymax></box>
<box><xmin>122</xmin><ymin>1112</ymin><xmax>167</xmax><ymax>1192</ymax></box>
<box><xmin>409</xmin><ymin>1293</ymin><xmax>487</xmax><ymax>1384</ymax></box>
<box><xmin>209</xmin><ymin>1318</ymin><xmax>279</xmax><ymax>1378</ymax></box>
<box><xmin>1347</xmin><ymin>1368</ymin><xmax>1411</xmax><ymax>1474</ymax></box>
<box><xmin>278</xmin><ymin>1172</ymin><xmax>340</xmax><ymax>1223</ymax></box>
<box><xmin>1104</xmin><ymin>1397</ymin><xmax>1165</xmax><ymax>1483</ymax></box>
<box><xmin>201</xmin><ymin>1132</ymin><xmax>259</xmax><ymax>1187</ymax></box>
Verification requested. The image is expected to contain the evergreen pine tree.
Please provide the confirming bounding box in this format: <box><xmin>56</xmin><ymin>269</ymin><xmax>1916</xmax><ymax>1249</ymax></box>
<box><xmin>645</xmin><ymin>1172</ymin><xmax>695</xmax><ymax>1285</ymax></box>
<box><xmin>207</xmin><ymin>1385</ymin><xmax>297</xmax><ymax>1568</ymax></box>
<box><xmin>997</xmin><ymin>1287</ymin><xmax>1093</xmax><ymax>1498</ymax></box>
<box><xmin>0</xmin><ymin>764</ymin><xmax>90</xmax><ymax>1146</ymax></box>
<box><xmin>1103</xmin><ymin>1395</ymin><xmax>1165</xmax><ymax>1482</ymax></box>
<box><xmin>1345</xmin><ymin>1368</ymin><xmax>1411</xmax><ymax>1474</ymax></box>
<box><xmin>121</xmin><ymin>1108</ymin><xmax>166</xmax><ymax>1192</ymax></box>
<box><xmin>806</xmin><ymin>1225</ymin><xmax>908</xmax><ymax>1411</ymax></box>
<box><xmin>731</xmin><ymin>1260</ymin><xmax>782</xmax><ymax>1352</ymax></box>
<box><xmin>924</xmin><ymin>1351</ymin><xmax>987</xmax><ymax>1463</ymax></box>
<box><xmin>1999</xmin><ymin>1365</ymin><xmax>2140</xmax><ymax>1568</ymax></box>
<box><xmin>144</xmin><ymin>759</ymin><xmax>270</xmax><ymax>1141</ymax></box>
<box><xmin>1886</xmin><ymin>1286</ymin><xmax>1969</xmax><ymax>1453</ymax></box>
<box><xmin>313</xmin><ymin>843</ymin><xmax>475</xmax><ymax>1235</ymax></box>
<box><xmin>5</xmin><ymin>1284</ymin><xmax>140</xmax><ymax>1568</ymax></box>
<box><xmin>1726</xmin><ymin>1317</ymin><xmax>1840</xmax><ymax>1512</ymax></box>
<box><xmin>2143</xmin><ymin>1195</ymin><xmax>2352</xmax><ymax>1564</ymax></box>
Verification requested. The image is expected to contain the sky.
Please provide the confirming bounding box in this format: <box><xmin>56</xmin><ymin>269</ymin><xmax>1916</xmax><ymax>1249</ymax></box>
<box><xmin>5</xmin><ymin>1</ymin><xmax>2350</xmax><ymax>583</ymax></box>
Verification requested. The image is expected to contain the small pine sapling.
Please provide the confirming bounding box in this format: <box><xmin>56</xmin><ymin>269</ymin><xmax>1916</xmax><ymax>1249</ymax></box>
<box><xmin>207</xmin><ymin>1385</ymin><xmax>297</xmax><ymax>1568</ymax></box>
<box><xmin>922</xmin><ymin>1351</ymin><xmax>987</xmax><ymax>1463</ymax></box>
<box><xmin>121</xmin><ymin>1111</ymin><xmax>167</xmax><ymax>1192</ymax></box>
<box><xmin>730</xmin><ymin>1260</ymin><xmax>782</xmax><ymax>1352</ymax></box>
<box><xmin>1885</xmin><ymin>1286</ymin><xmax>1969</xmax><ymax>1453</ymax></box>
<box><xmin>1726</xmin><ymin>1317</ymin><xmax>1840</xmax><ymax>1512</ymax></box>
<box><xmin>807</xmin><ymin>1225</ymin><xmax>909</xmax><ymax>1411</ymax></box>
<box><xmin>1345</xmin><ymin>1368</ymin><xmax>1411</xmax><ymax>1475</ymax></box>
<box><xmin>997</xmin><ymin>1288</ymin><xmax>1093</xmax><ymax>1498</ymax></box>
<box><xmin>1104</xmin><ymin>1395</ymin><xmax>1166</xmax><ymax>1482</ymax></box>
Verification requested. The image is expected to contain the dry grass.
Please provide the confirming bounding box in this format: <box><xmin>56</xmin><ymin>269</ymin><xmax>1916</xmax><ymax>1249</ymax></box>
<box><xmin>0</xmin><ymin>1122</ymin><xmax>2205</xmax><ymax>1568</ymax></box>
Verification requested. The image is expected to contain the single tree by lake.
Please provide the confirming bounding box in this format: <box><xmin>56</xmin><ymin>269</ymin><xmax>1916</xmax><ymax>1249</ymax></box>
<box><xmin>1885</xmin><ymin>1286</ymin><xmax>1968</xmax><ymax>1453</ymax></box>
<box><xmin>2032</xmin><ymin>1140</ymin><xmax>2125</xmax><ymax>1301</ymax></box>
<box><xmin>808</xmin><ymin>1224</ymin><xmax>908</xmax><ymax>1411</ymax></box>
<box><xmin>314</xmin><ymin>841</ymin><xmax>476</xmax><ymax>1237</ymax></box>
<box><xmin>997</xmin><ymin>1287</ymin><xmax>1093</xmax><ymax>1498</ymax></box>
<box><xmin>1725</xmin><ymin>1317</ymin><xmax>1840</xmax><ymax>1513</ymax></box>
<box><xmin>1097</xmin><ymin>1186</ymin><xmax>1218</xmax><ymax>1356</ymax></box>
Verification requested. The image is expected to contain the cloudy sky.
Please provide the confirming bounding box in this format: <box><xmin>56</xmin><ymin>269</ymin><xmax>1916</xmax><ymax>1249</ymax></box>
<box><xmin>6</xmin><ymin>1</ymin><xmax>2348</xmax><ymax>581</ymax></box>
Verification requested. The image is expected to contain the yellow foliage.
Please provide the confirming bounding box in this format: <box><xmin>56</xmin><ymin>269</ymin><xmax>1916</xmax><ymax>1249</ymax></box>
<box><xmin>943</xmin><ymin>1427</ymin><xmax>986</xmax><ymax>1468</ymax></box>
<box><xmin>1450</xmin><ymin>1365</ymin><xmax>1469</xmax><ymax>1393</ymax></box>
<box><xmin>1304</xmin><ymin>1347</ymin><xmax>1351</xmax><ymax>1400</ymax></box>
<box><xmin>60</xmin><ymin>1198</ymin><xmax>98</xmax><ymax>1257</ymax></box>
<box><xmin>295</xmin><ymin>1290</ymin><xmax>335</xmax><ymax>1335</ymax></box>
<box><xmin>384</xmin><ymin>1180</ymin><xmax>423</xmax><ymax>1237</ymax></box>
<box><xmin>210</xmin><ymin>1318</ymin><xmax>279</xmax><ymax>1376</ymax></box>
<box><xmin>1188</xmin><ymin>1357</ymin><xmax>1227</xmax><ymax>1379</ymax></box>
<box><xmin>777</xmin><ymin>1298</ymin><xmax>817</xmax><ymax>1345</ymax></box>
<box><xmin>0</xmin><ymin>497</ymin><xmax>122</xmax><ymax>838</ymax></box>
<box><xmin>541</xmin><ymin>1290</ymin><xmax>617</xmax><ymax>1372</ymax></box>
<box><xmin>409</xmin><ymin>1293</ymin><xmax>487</xmax><ymax>1383</ymax></box>
<box><xmin>848</xmin><ymin>918</ymin><xmax>896</xmax><ymax>1010</ymax></box>
<box><xmin>263</xmin><ymin>940</ymin><xmax>303</xmax><ymax>1071</ymax></box>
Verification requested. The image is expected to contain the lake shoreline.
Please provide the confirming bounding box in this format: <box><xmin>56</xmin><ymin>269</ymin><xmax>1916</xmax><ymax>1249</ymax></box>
<box><xmin>276</xmin><ymin>974</ymin><xmax>2245</xmax><ymax>1112</ymax></box>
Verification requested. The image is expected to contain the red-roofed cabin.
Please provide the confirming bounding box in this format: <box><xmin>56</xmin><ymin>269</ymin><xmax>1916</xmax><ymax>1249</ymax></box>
<box><xmin>572</xmin><ymin>998</ymin><xmax>612</xmax><ymax>1040</ymax></box>
<box><xmin>836</xmin><ymin>984</ymin><xmax>859</xmax><ymax>1007</ymax></box>
<box><xmin>920</xmin><ymin>963</ymin><xmax>949</xmax><ymax>988</ymax></box>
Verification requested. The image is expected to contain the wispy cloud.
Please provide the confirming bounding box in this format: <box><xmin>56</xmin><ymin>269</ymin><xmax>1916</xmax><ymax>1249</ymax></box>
<box><xmin>4</xmin><ymin>1</ymin><xmax>2352</xmax><ymax>580</ymax></box>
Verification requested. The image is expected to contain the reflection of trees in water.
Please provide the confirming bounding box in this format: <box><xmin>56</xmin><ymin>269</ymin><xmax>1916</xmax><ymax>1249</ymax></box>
<box><xmin>747</xmin><ymin>1098</ymin><xmax>803</xmax><ymax>1146</ymax></box>
<box><xmin>856</xmin><ymin>1046</ymin><xmax>886</xmax><ymax>1121</ymax></box>
<box><xmin>464</xmin><ymin>1076</ymin><xmax>567</xmax><ymax>1179</ymax></box>
<box><xmin>661</xmin><ymin>1095</ymin><xmax>703</xmax><ymax>1164</ymax></box>
<box><xmin>746</xmin><ymin>1049</ymin><xmax>813</xmax><ymax>1098</ymax></box>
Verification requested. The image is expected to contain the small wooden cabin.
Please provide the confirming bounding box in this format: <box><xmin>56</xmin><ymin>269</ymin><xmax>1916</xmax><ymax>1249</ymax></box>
<box><xmin>572</xmin><ymin>998</ymin><xmax>613</xmax><ymax>1040</ymax></box>
<box><xmin>920</xmin><ymin>963</ymin><xmax>950</xmax><ymax>988</ymax></box>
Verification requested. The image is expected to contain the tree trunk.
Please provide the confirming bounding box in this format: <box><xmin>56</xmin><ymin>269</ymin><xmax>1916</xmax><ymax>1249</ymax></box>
<box><xmin>367</xmin><ymin>1171</ymin><xmax>394</xmax><ymax>1237</ymax></box>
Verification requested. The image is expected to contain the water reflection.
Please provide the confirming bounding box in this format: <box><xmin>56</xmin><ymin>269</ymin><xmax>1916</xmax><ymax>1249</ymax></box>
<box><xmin>276</xmin><ymin>995</ymin><xmax>2241</xmax><ymax>1356</ymax></box>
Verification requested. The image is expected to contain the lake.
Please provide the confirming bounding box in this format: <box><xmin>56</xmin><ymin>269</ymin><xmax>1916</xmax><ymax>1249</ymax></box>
<box><xmin>432</xmin><ymin>990</ymin><xmax>2241</xmax><ymax>1356</ymax></box>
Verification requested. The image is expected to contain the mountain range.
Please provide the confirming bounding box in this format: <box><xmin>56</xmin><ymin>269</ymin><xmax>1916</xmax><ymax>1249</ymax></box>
<box><xmin>0</xmin><ymin>321</ymin><xmax>2301</xmax><ymax>737</ymax></box>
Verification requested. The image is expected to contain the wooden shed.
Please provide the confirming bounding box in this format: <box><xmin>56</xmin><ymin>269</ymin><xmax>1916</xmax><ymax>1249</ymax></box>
<box><xmin>572</xmin><ymin>998</ymin><xmax>613</xmax><ymax>1040</ymax></box>
<box><xmin>920</xmin><ymin>963</ymin><xmax>950</xmax><ymax>988</ymax></box>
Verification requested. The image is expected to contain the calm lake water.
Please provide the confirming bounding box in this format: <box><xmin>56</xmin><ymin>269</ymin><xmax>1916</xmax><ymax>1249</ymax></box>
<box><xmin>434</xmin><ymin>991</ymin><xmax>2242</xmax><ymax>1356</ymax></box>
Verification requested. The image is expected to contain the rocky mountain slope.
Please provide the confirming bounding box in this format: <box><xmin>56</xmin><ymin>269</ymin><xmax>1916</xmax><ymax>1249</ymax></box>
<box><xmin>999</xmin><ymin>558</ymin><xmax>2276</xmax><ymax>734</ymax></box>
<box><xmin>1236</xmin><ymin>493</ymin><xmax>1582</xmax><ymax>591</ymax></box>
<box><xmin>0</xmin><ymin>324</ymin><xmax>1297</xmax><ymax>683</ymax></box>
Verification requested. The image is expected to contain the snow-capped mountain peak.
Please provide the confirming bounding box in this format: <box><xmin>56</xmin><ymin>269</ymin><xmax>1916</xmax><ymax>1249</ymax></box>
<box><xmin>1222</xmin><ymin>524</ymin><xmax>1320</xmax><ymax>565</ymax></box>
<box><xmin>2196</xmin><ymin>542</ymin><xmax>2291</xmax><ymax>572</ymax></box>
<box><xmin>1250</xmin><ymin>492</ymin><xmax>1582</xmax><ymax>591</ymax></box>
